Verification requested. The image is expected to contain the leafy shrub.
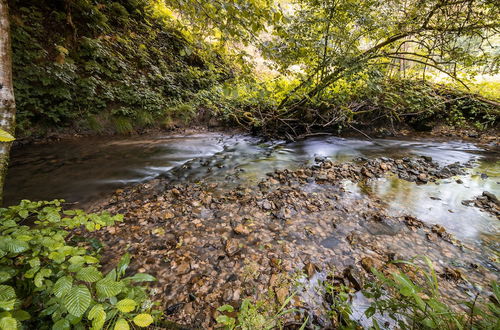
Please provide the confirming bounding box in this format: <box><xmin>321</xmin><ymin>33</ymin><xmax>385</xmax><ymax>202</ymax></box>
<box><xmin>363</xmin><ymin>258</ymin><xmax>500</xmax><ymax>329</ymax></box>
<box><xmin>0</xmin><ymin>200</ymin><xmax>158</xmax><ymax>329</ymax></box>
<box><xmin>221</xmin><ymin>257</ymin><xmax>499</xmax><ymax>329</ymax></box>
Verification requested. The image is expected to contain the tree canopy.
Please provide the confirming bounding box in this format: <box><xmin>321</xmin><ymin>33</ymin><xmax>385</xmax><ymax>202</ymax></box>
<box><xmin>263</xmin><ymin>0</ymin><xmax>499</xmax><ymax>107</ymax></box>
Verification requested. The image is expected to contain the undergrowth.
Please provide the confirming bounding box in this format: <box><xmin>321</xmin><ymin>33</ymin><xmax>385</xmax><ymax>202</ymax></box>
<box><xmin>215</xmin><ymin>77</ymin><xmax>499</xmax><ymax>138</ymax></box>
<box><xmin>0</xmin><ymin>200</ymin><xmax>159</xmax><ymax>329</ymax></box>
<box><xmin>10</xmin><ymin>0</ymin><xmax>230</xmax><ymax>137</ymax></box>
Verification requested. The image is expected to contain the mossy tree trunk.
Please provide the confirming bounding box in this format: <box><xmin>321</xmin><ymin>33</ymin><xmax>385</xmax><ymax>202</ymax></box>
<box><xmin>0</xmin><ymin>0</ymin><xmax>15</xmax><ymax>202</ymax></box>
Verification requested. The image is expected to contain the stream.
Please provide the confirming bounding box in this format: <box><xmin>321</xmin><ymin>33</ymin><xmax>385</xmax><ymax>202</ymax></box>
<box><xmin>5</xmin><ymin>132</ymin><xmax>499</xmax><ymax>327</ymax></box>
<box><xmin>6</xmin><ymin>132</ymin><xmax>498</xmax><ymax>247</ymax></box>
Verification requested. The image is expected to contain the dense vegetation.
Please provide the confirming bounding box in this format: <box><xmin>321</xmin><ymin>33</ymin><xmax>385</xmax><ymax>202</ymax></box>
<box><xmin>0</xmin><ymin>200</ymin><xmax>159</xmax><ymax>329</ymax></box>
<box><xmin>9</xmin><ymin>0</ymin><xmax>232</xmax><ymax>136</ymax></box>
<box><xmin>9</xmin><ymin>0</ymin><xmax>499</xmax><ymax>139</ymax></box>
<box><xmin>0</xmin><ymin>0</ymin><xmax>499</xmax><ymax>329</ymax></box>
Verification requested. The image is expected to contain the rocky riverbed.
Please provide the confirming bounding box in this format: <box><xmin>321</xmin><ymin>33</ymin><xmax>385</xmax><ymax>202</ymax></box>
<box><xmin>82</xmin><ymin>155</ymin><xmax>499</xmax><ymax>328</ymax></box>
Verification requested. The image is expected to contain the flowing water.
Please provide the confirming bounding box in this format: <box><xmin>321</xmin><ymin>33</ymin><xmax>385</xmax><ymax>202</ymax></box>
<box><xmin>6</xmin><ymin>132</ymin><xmax>499</xmax><ymax>327</ymax></box>
<box><xmin>6</xmin><ymin>132</ymin><xmax>499</xmax><ymax>249</ymax></box>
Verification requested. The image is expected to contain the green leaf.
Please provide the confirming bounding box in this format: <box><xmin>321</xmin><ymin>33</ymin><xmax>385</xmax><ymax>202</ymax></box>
<box><xmin>4</xmin><ymin>240</ymin><xmax>29</xmax><ymax>254</ymax></box>
<box><xmin>52</xmin><ymin>318</ymin><xmax>70</xmax><ymax>330</ymax></box>
<box><xmin>0</xmin><ymin>129</ymin><xmax>14</xmax><ymax>142</ymax></box>
<box><xmin>0</xmin><ymin>271</ymin><xmax>13</xmax><ymax>284</ymax></box>
<box><xmin>216</xmin><ymin>315</ymin><xmax>235</xmax><ymax>325</ymax></box>
<box><xmin>0</xmin><ymin>316</ymin><xmax>17</xmax><ymax>330</ymax></box>
<box><xmin>76</xmin><ymin>267</ymin><xmax>102</xmax><ymax>283</ymax></box>
<box><xmin>11</xmin><ymin>310</ymin><xmax>30</xmax><ymax>321</ymax></box>
<box><xmin>48</xmin><ymin>252</ymin><xmax>66</xmax><ymax>263</ymax></box>
<box><xmin>96</xmin><ymin>278</ymin><xmax>123</xmax><ymax>298</ymax></box>
<box><xmin>217</xmin><ymin>304</ymin><xmax>234</xmax><ymax>313</ymax></box>
<box><xmin>0</xmin><ymin>300</ymin><xmax>15</xmax><ymax>311</ymax></box>
<box><xmin>24</xmin><ymin>267</ymin><xmax>39</xmax><ymax>279</ymax></box>
<box><xmin>105</xmin><ymin>269</ymin><xmax>117</xmax><ymax>281</ymax></box>
<box><xmin>53</xmin><ymin>276</ymin><xmax>73</xmax><ymax>298</ymax></box>
<box><xmin>88</xmin><ymin>304</ymin><xmax>104</xmax><ymax>320</ymax></box>
<box><xmin>0</xmin><ymin>286</ymin><xmax>15</xmax><ymax>301</ymax></box>
<box><xmin>34</xmin><ymin>268</ymin><xmax>52</xmax><ymax>287</ymax></box>
<box><xmin>114</xmin><ymin>319</ymin><xmax>130</xmax><ymax>330</ymax></box>
<box><xmin>492</xmin><ymin>281</ymin><xmax>500</xmax><ymax>303</ymax></box>
<box><xmin>63</xmin><ymin>286</ymin><xmax>92</xmax><ymax>317</ymax></box>
<box><xmin>123</xmin><ymin>273</ymin><xmax>156</xmax><ymax>282</ymax></box>
<box><xmin>66</xmin><ymin>314</ymin><xmax>82</xmax><ymax>325</ymax></box>
<box><xmin>91</xmin><ymin>310</ymin><xmax>106</xmax><ymax>329</ymax></box>
<box><xmin>84</xmin><ymin>256</ymin><xmax>99</xmax><ymax>264</ymax></box>
<box><xmin>133</xmin><ymin>314</ymin><xmax>153</xmax><ymax>327</ymax></box>
<box><xmin>116</xmin><ymin>299</ymin><xmax>136</xmax><ymax>313</ymax></box>
<box><xmin>393</xmin><ymin>273</ymin><xmax>417</xmax><ymax>297</ymax></box>
<box><xmin>116</xmin><ymin>254</ymin><xmax>130</xmax><ymax>278</ymax></box>
<box><xmin>68</xmin><ymin>256</ymin><xmax>85</xmax><ymax>264</ymax></box>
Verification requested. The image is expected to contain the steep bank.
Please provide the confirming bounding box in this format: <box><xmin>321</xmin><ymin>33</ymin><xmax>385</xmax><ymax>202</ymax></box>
<box><xmin>9</xmin><ymin>0</ymin><xmax>230</xmax><ymax>138</ymax></box>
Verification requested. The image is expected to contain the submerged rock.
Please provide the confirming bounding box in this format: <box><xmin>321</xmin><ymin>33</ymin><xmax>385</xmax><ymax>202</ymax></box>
<box><xmin>86</xmin><ymin>155</ymin><xmax>494</xmax><ymax>327</ymax></box>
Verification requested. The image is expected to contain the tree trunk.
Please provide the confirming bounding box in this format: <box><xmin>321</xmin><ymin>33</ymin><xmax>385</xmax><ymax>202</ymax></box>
<box><xmin>0</xmin><ymin>0</ymin><xmax>15</xmax><ymax>203</ymax></box>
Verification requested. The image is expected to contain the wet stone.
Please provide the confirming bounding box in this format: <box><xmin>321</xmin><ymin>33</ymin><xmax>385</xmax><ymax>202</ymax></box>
<box><xmin>82</xmin><ymin>153</ymin><xmax>497</xmax><ymax>328</ymax></box>
<box><xmin>225</xmin><ymin>239</ymin><xmax>240</xmax><ymax>256</ymax></box>
<box><xmin>233</xmin><ymin>224</ymin><xmax>251</xmax><ymax>235</ymax></box>
<box><xmin>320</xmin><ymin>237</ymin><xmax>341</xmax><ymax>249</ymax></box>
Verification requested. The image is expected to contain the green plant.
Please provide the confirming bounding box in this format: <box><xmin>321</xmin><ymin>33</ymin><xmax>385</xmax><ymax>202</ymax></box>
<box><xmin>318</xmin><ymin>257</ymin><xmax>500</xmax><ymax>329</ymax></box>
<box><xmin>324</xmin><ymin>283</ymin><xmax>358</xmax><ymax>329</ymax></box>
<box><xmin>361</xmin><ymin>257</ymin><xmax>500</xmax><ymax>329</ymax></box>
<box><xmin>10</xmin><ymin>0</ymin><xmax>231</xmax><ymax>137</ymax></box>
<box><xmin>0</xmin><ymin>200</ymin><xmax>158</xmax><ymax>329</ymax></box>
<box><xmin>216</xmin><ymin>293</ymin><xmax>298</xmax><ymax>330</ymax></box>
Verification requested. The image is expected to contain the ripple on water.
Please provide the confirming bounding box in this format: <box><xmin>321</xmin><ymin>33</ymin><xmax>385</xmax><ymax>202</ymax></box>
<box><xmin>5</xmin><ymin>134</ymin><xmax>499</xmax><ymax>257</ymax></box>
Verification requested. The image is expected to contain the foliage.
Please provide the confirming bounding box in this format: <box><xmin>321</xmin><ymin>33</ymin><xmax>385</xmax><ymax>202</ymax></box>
<box><xmin>325</xmin><ymin>257</ymin><xmax>500</xmax><ymax>329</ymax></box>
<box><xmin>266</xmin><ymin>0</ymin><xmax>499</xmax><ymax>108</ymax></box>
<box><xmin>9</xmin><ymin>0</ymin><xmax>231</xmax><ymax>136</ymax></box>
<box><xmin>219</xmin><ymin>75</ymin><xmax>498</xmax><ymax>137</ymax></box>
<box><xmin>324</xmin><ymin>283</ymin><xmax>358</xmax><ymax>329</ymax></box>
<box><xmin>158</xmin><ymin>0</ymin><xmax>281</xmax><ymax>45</ymax></box>
<box><xmin>216</xmin><ymin>293</ymin><xmax>298</xmax><ymax>329</ymax></box>
<box><xmin>7</xmin><ymin>0</ymin><xmax>499</xmax><ymax>138</ymax></box>
<box><xmin>0</xmin><ymin>200</ymin><xmax>158</xmax><ymax>329</ymax></box>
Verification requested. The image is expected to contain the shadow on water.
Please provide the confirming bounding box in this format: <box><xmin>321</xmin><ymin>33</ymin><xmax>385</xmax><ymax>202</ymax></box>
<box><xmin>5</xmin><ymin>133</ymin><xmax>230</xmax><ymax>206</ymax></box>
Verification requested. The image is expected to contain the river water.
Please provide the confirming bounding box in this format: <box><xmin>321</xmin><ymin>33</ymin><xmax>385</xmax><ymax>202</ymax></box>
<box><xmin>6</xmin><ymin>132</ymin><xmax>498</xmax><ymax>247</ymax></box>
<box><xmin>6</xmin><ymin>132</ymin><xmax>499</xmax><ymax>327</ymax></box>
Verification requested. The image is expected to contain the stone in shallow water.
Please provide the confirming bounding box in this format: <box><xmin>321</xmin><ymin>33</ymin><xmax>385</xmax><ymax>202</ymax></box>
<box><xmin>320</xmin><ymin>236</ymin><xmax>341</xmax><ymax>249</ymax></box>
<box><xmin>362</xmin><ymin>221</ymin><xmax>401</xmax><ymax>236</ymax></box>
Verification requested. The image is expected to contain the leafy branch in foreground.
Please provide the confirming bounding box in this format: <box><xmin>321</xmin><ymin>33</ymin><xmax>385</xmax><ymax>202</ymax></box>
<box><xmin>0</xmin><ymin>200</ymin><xmax>159</xmax><ymax>330</ymax></box>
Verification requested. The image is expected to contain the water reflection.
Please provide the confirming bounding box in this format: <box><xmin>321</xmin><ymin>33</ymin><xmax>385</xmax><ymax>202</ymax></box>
<box><xmin>343</xmin><ymin>160</ymin><xmax>500</xmax><ymax>246</ymax></box>
<box><xmin>5</xmin><ymin>133</ymin><xmax>229</xmax><ymax>206</ymax></box>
